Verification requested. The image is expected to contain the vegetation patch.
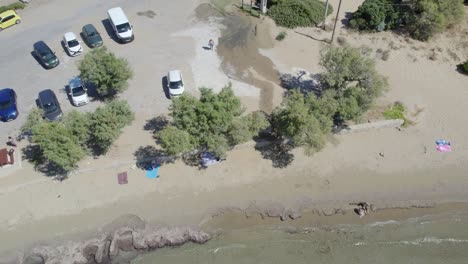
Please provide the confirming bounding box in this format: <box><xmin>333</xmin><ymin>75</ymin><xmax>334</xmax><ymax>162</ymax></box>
<box><xmin>268</xmin><ymin>0</ymin><xmax>333</xmax><ymax>28</ymax></box>
<box><xmin>0</xmin><ymin>2</ymin><xmax>26</xmax><ymax>13</ymax></box>
<box><xmin>275</xmin><ymin>31</ymin><xmax>287</xmax><ymax>41</ymax></box>
<box><xmin>349</xmin><ymin>0</ymin><xmax>464</xmax><ymax>41</ymax></box>
<box><xmin>457</xmin><ymin>60</ymin><xmax>468</xmax><ymax>75</ymax></box>
<box><xmin>383</xmin><ymin>102</ymin><xmax>413</xmax><ymax>127</ymax></box>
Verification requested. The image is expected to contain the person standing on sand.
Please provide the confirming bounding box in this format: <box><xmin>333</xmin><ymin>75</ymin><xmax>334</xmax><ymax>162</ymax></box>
<box><xmin>7</xmin><ymin>136</ymin><xmax>17</xmax><ymax>147</ymax></box>
<box><xmin>208</xmin><ymin>39</ymin><xmax>214</xmax><ymax>50</ymax></box>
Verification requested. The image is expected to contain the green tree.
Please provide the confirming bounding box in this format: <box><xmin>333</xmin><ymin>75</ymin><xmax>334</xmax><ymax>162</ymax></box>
<box><xmin>63</xmin><ymin>111</ymin><xmax>91</xmax><ymax>148</ymax></box>
<box><xmin>157</xmin><ymin>126</ymin><xmax>194</xmax><ymax>155</ymax></box>
<box><xmin>159</xmin><ymin>84</ymin><xmax>267</xmax><ymax>158</ymax></box>
<box><xmin>271</xmin><ymin>90</ymin><xmax>330</xmax><ymax>155</ymax></box>
<box><xmin>32</xmin><ymin>122</ymin><xmax>85</xmax><ymax>173</ymax></box>
<box><xmin>268</xmin><ymin>0</ymin><xmax>333</xmax><ymax>28</ymax></box>
<box><xmin>320</xmin><ymin>45</ymin><xmax>387</xmax><ymax>120</ymax></box>
<box><xmin>88</xmin><ymin>100</ymin><xmax>134</xmax><ymax>154</ymax></box>
<box><xmin>349</xmin><ymin>0</ymin><xmax>399</xmax><ymax>31</ymax></box>
<box><xmin>20</xmin><ymin>108</ymin><xmax>44</xmax><ymax>136</ymax></box>
<box><xmin>78</xmin><ymin>46</ymin><xmax>133</xmax><ymax>98</ymax></box>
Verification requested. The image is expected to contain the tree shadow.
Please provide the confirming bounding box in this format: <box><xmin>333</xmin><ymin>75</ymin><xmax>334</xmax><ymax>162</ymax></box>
<box><xmin>181</xmin><ymin>150</ymin><xmax>203</xmax><ymax>169</ymax></box>
<box><xmin>21</xmin><ymin>144</ymin><xmax>68</xmax><ymax>179</ymax></box>
<box><xmin>144</xmin><ymin>115</ymin><xmax>169</xmax><ymax>132</ymax></box>
<box><xmin>133</xmin><ymin>145</ymin><xmax>175</xmax><ymax>170</ymax></box>
<box><xmin>254</xmin><ymin>138</ymin><xmax>294</xmax><ymax>168</ymax></box>
<box><xmin>280</xmin><ymin>71</ymin><xmax>324</xmax><ymax>96</ymax></box>
<box><xmin>341</xmin><ymin>12</ymin><xmax>353</xmax><ymax>26</ymax></box>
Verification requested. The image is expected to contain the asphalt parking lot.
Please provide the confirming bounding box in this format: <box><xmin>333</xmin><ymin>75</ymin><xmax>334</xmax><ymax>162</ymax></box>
<box><xmin>0</xmin><ymin>0</ymin><xmax>199</xmax><ymax>136</ymax></box>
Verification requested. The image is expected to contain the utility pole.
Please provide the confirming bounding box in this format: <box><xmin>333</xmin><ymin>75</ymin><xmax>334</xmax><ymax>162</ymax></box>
<box><xmin>322</xmin><ymin>0</ymin><xmax>329</xmax><ymax>29</ymax></box>
<box><xmin>330</xmin><ymin>0</ymin><xmax>342</xmax><ymax>43</ymax></box>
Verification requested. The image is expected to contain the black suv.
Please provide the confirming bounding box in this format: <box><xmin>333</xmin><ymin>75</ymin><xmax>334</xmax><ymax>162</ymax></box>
<box><xmin>38</xmin><ymin>89</ymin><xmax>62</xmax><ymax>121</ymax></box>
<box><xmin>33</xmin><ymin>41</ymin><xmax>60</xmax><ymax>69</ymax></box>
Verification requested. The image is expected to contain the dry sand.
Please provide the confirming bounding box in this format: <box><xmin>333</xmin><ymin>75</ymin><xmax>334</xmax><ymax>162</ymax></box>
<box><xmin>1</xmin><ymin>0</ymin><xmax>468</xmax><ymax>256</ymax></box>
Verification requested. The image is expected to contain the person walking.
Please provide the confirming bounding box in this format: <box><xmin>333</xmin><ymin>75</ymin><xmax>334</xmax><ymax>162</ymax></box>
<box><xmin>208</xmin><ymin>39</ymin><xmax>214</xmax><ymax>50</ymax></box>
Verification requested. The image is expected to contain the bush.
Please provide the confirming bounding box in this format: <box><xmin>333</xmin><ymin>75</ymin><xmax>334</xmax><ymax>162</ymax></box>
<box><xmin>349</xmin><ymin>0</ymin><xmax>399</xmax><ymax>31</ymax></box>
<box><xmin>268</xmin><ymin>0</ymin><xmax>333</xmax><ymax>28</ymax></box>
<box><xmin>383</xmin><ymin>102</ymin><xmax>413</xmax><ymax>127</ymax></box>
<box><xmin>0</xmin><ymin>2</ymin><xmax>26</xmax><ymax>13</ymax></box>
<box><xmin>276</xmin><ymin>31</ymin><xmax>287</xmax><ymax>41</ymax></box>
<box><xmin>78</xmin><ymin>46</ymin><xmax>133</xmax><ymax>98</ymax></box>
<box><xmin>457</xmin><ymin>60</ymin><xmax>468</xmax><ymax>75</ymax></box>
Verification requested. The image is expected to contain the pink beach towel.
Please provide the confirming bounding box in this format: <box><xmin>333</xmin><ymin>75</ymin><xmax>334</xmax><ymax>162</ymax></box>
<box><xmin>118</xmin><ymin>172</ymin><xmax>128</xmax><ymax>184</ymax></box>
<box><xmin>436</xmin><ymin>145</ymin><xmax>451</xmax><ymax>152</ymax></box>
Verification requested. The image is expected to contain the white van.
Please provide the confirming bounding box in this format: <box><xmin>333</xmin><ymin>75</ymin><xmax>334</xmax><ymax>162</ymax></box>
<box><xmin>107</xmin><ymin>7</ymin><xmax>134</xmax><ymax>43</ymax></box>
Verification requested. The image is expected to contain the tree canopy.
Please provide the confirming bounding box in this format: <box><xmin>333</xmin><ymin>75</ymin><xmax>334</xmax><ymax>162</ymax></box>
<box><xmin>157</xmin><ymin>85</ymin><xmax>268</xmax><ymax>158</ymax></box>
<box><xmin>78</xmin><ymin>46</ymin><xmax>133</xmax><ymax>98</ymax></box>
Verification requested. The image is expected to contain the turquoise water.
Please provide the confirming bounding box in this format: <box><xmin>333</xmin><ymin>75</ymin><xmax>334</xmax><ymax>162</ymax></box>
<box><xmin>133</xmin><ymin>212</ymin><xmax>468</xmax><ymax>264</ymax></box>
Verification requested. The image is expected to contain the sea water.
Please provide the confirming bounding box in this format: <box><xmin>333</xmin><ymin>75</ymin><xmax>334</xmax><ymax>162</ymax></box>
<box><xmin>133</xmin><ymin>212</ymin><xmax>468</xmax><ymax>264</ymax></box>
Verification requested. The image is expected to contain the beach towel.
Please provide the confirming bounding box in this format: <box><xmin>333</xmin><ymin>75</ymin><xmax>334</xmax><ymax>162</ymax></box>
<box><xmin>435</xmin><ymin>139</ymin><xmax>450</xmax><ymax>146</ymax></box>
<box><xmin>436</xmin><ymin>144</ymin><xmax>452</xmax><ymax>152</ymax></box>
<box><xmin>146</xmin><ymin>165</ymin><xmax>159</xmax><ymax>179</ymax></box>
<box><xmin>118</xmin><ymin>172</ymin><xmax>128</xmax><ymax>184</ymax></box>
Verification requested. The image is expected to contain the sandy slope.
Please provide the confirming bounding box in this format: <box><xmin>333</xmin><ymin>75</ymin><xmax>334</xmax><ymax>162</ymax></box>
<box><xmin>0</xmin><ymin>0</ymin><xmax>468</xmax><ymax>255</ymax></box>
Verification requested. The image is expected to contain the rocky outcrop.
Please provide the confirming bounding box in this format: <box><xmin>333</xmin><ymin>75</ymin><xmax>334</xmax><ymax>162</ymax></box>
<box><xmin>19</xmin><ymin>227</ymin><xmax>210</xmax><ymax>264</ymax></box>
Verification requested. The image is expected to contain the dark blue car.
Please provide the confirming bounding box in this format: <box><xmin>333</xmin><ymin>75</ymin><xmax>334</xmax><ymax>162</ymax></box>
<box><xmin>0</xmin><ymin>88</ymin><xmax>18</xmax><ymax>122</ymax></box>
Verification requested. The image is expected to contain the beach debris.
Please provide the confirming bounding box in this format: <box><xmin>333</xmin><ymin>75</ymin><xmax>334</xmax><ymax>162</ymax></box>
<box><xmin>117</xmin><ymin>172</ymin><xmax>128</xmax><ymax>185</ymax></box>
<box><xmin>379</xmin><ymin>152</ymin><xmax>385</xmax><ymax>157</ymax></box>
<box><xmin>435</xmin><ymin>139</ymin><xmax>451</xmax><ymax>152</ymax></box>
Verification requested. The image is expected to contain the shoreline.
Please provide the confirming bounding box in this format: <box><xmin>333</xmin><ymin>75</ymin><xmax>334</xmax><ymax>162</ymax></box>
<box><xmin>3</xmin><ymin>201</ymin><xmax>468</xmax><ymax>263</ymax></box>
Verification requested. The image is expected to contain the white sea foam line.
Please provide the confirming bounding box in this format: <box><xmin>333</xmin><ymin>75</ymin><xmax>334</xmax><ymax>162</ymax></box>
<box><xmin>367</xmin><ymin>220</ymin><xmax>400</xmax><ymax>227</ymax></box>
<box><xmin>354</xmin><ymin>237</ymin><xmax>468</xmax><ymax>246</ymax></box>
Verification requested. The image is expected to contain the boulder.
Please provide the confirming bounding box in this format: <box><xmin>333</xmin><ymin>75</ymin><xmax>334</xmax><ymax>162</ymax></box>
<box><xmin>94</xmin><ymin>239</ymin><xmax>111</xmax><ymax>264</ymax></box>
<box><xmin>261</xmin><ymin>203</ymin><xmax>286</xmax><ymax>219</ymax></box>
<box><xmin>163</xmin><ymin>228</ymin><xmax>189</xmax><ymax>246</ymax></box>
<box><xmin>132</xmin><ymin>230</ymin><xmax>149</xmax><ymax>250</ymax></box>
<box><xmin>23</xmin><ymin>254</ymin><xmax>45</xmax><ymax>264</ymax></box>
<box><xmin>81</xmin><ymin>239</ymin><xmax>100</xmax><ymax>262</ymax></box>
<box><xmin>187</xmin><ymin>228</ymin><xmax>210</xmax><ymax>244</ymax></box>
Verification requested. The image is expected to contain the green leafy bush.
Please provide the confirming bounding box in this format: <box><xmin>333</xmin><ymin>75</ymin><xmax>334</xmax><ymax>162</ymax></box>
<box><xmin>0</xmin><ymin>2</ymin><xmax>26</xmax><ymax>13</ymax></box>
<box><xmin>276</xmin><ymin>31</ymin><xmax>287</xmax><ymax>41</ymax></box>
<box><xmin>268</xmin><ymin>0</ymin><xmax>333</xmax><ymax>28</ymax></box>
<box><xmin>349</xmin><ymin>0</ymin><xmax>399</xmax><ymax>31</ymax></box>
<box><xmin>383</xmin><ymin>102</ymin><xmax>413</xmax><ymax>127</ymax></box>
<box><xmin>457</xmin><ymin>60</ymin><xmax>468</xmax><ymax>75</ymax></box>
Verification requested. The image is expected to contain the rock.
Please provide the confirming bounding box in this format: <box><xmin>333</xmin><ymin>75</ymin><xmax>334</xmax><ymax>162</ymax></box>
<box><xmin>132</xmin><ymin>230</ymin><xmax>149</xmax><ymax>250</ymax></box>
<box><xmin>23</xmin><ymin>254</ymin><xmax>45</xmax><ymax>264</ymax></box>
<box><xmin>95</xmin><ymin>239</ymin><xmax>111</xmax><ymax>264</ymax></box>
<box><xmin>322</xmin><ymin>208</ymin><xmax>337</xmax><ymax>216</ymax></box>
<box><xmin>288</xmin><ymin>210</ymin><xmax>302</xmax><ymax>220</ymax></box>
<box><xmin>81</xmin><ymin>239</ymin><xmax>100</xmax><ymax>262</ymax></box>
<box><xmin>187</xmin><ymin>228</ymin><xmax>210</xmax><ymax>244</ymax></box>
<box><xmin>145</xmin><ymin>231</ymin><xmax>166</xmax><ymax>249</ymax></box>
<box><xmin>163</xmin><ymin>228</ymin><xmax>189</xmax><ymax>246</ymax></box>
<box><xmin>261</xmin><ymin>203</ymin><xmax>286</xmax><ymax>219</ymax></box>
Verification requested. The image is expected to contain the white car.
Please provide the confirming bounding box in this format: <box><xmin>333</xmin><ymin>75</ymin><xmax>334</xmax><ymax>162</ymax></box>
<box><xmin>68</xmin><ymin>77</ymin><xmax>89</xmax><ymax>106</ymax></box>
<box><xmin>167</xmin><ymin>70</ymin><xmax>185</xmax><ymax>97</ymax></box>
<box><xmin>63</xmin><ymin>32</ymin><xmax>83</xmax><ymax>56</ymax></box>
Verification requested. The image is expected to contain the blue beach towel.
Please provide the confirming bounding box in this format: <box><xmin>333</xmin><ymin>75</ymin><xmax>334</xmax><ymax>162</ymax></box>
<box><xmin>146</xmin><ymin>165</ymin><xmax>159</xmax><ymax>179</ymax></box>
<box><xmin>435</xmin><ymin>140</ymin><xmax>450</xmax><ymax>146</ymax></box>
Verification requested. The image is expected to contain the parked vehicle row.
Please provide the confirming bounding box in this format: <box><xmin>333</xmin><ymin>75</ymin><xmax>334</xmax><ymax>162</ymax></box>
<box><xmin>1</xmin><ymin>6</ymin><xmax>186</xmax><ymax>125</ymax></box>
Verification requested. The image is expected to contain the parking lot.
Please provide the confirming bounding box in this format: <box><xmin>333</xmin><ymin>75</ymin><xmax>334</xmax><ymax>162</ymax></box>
<box><xmin>0</xmin><ymin>0</ymin><xmax>201</xmax><ymax>136</ymax></box>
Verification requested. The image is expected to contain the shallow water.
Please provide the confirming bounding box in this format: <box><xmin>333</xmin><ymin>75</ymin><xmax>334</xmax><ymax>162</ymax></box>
<box><xmin>133</xmin><ymin>212</ymin><xmax>468</xmax><ymax>264</ymax></box>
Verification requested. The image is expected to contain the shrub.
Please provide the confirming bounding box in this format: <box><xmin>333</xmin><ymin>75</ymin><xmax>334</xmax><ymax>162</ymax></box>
<box><xmin>268</xmin><ymin>0</ymin><xmax>333</xmax><ymax>28</ymax></box>
<box><xmin>458</xmin><ymin>60</ymin><xmax>468</xmax><ymax>75</ymax></box>
<box><xmin>383</xmin><ymin>102</ymin><xmax>413</xmax><ymax>127</ymax></box>
<box><xmin>276</xmin><ymin>31</ymin><xmax>287</xmax><ymax>41</ymax></box>
<box><xmin>349</xmin><ymin>0</ymin><xmax>399</xmax><ymax>31</ymax></box>
<box><xmin>0</xmin><ymin>2</ymin><xmax>26</xmax><ymax>13</ymax></box>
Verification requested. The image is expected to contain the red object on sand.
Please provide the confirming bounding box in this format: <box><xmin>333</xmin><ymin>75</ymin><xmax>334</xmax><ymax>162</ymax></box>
<box><xmin>118</xmin><ymin>172</ymin><xmax>128</xmax><ymax>184</ymax></box>
<box><xmin>0</xmin><ymin>148</ymin><xmax>14</xmax><ymax>166</ymax></box>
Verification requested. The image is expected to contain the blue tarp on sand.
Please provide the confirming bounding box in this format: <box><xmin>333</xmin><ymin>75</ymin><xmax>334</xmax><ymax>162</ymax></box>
<box><xmin>146</xmin><ymin>165</ymin><xmax>159</xmax><ymax>179</ymax></box>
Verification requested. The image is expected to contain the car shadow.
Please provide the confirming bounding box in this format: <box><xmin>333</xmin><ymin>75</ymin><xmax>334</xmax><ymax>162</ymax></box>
<box><xmin>101</xmin><ymin>18</ymin><xmax>120</xmax><ymax>43</ymax></box>
<box><xmin>161</xmin><ymin>76</ymin><xmax>170</xmax><ymax>99</ymax></box>
<box><xmin>79</xmin><ymin>32</ymin><xmax>91</xmax><ymax>48</ymax></box>
<box><xmin>30</xmin><ymin>51</ymin><xmax>47</xmax><ymax>70</ymax></box>
<box><xmin>60</xmin><ymin>40</ymin><xmax>70</xmax><ymax>57</ymax></box>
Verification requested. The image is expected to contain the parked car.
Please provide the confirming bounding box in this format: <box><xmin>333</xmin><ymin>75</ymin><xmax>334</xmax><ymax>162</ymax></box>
<box><xmin>68</xmin><ymin>77</ymin><xmax>89</xmax><ymax>106</ymax></box>
<box><xmin>63</xmin><ymin>32</ymin><xmax>83</xmax><ymax>56</ymax></box>
<box><xmin>0</xmin><ymin>88</ymin><xmax>18</xmax><ymax>122</ymax></box>
<box><xmin>38</xmin><ymin>89</ymin><xmax>62</xmax><ymax>121</ymax></box>
<box><xmin>82</xmin><ymin>24</ymin><xmax>103</xmax><ymax>48</ymax></box>
<box><xmin>107</xmin><ymin>7</ymin><xmax>134</xmax><ymax>43</ymax></box>
<box><xmin>33</xmin><ymin>41</ymin><xmax>59</xmax><ymax>69</ymax></box>
<box><xmin>0</xmin><ymin>10</ymin><xmax>21</xmax><ymax>31</ymax></box>
<box><xmin>167</xmin><ymin>70</ymin><xmax>185</xmax><ymax>97</ymax></box>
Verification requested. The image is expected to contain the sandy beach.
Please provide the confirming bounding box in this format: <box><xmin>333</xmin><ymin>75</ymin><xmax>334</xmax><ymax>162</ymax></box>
<box><xmin>0</xmin><ymin>0</ymin><xmax>467</xmax><ymax>261</ymax></box>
